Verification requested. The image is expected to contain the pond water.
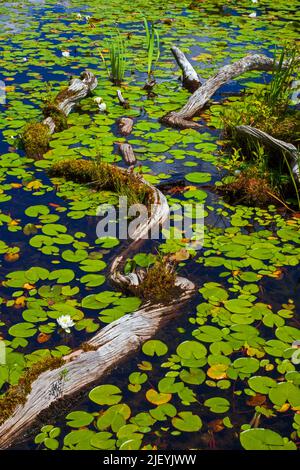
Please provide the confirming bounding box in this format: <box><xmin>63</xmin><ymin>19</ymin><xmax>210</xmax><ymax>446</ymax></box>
<box><xmin>0</xmin><ymin>0</ymin><xmax>300</xmax><ymax>451</ymax></box>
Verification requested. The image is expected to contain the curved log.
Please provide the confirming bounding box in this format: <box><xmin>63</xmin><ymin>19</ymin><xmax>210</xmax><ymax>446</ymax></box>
<box><xmin>0</xmin><ymin>152</ymin><xmax>195</xmax><ymax>450</ymax></box>
<box><xmin>0</xmin><ymin>276</ymin><xmax>194</xmax><ymax>449</ymax></box>
<box><xmin>160</xmin><ymin>53</ymin><xmax>299</xmax><ymax>129</ymax></box>
<box><xmin>171</xmin><ymin>46</ymin><xmax>202</xmax><ymax>93</ymax></box>
<box><xmin>236</xmin><ymin>125</ymin><xmax>300</xmax><ymax>182</ymax></box>
<box><xmin>43</xmin><ymin>70</ymin><xmax>98</xmax><ymax>134</ymax></box>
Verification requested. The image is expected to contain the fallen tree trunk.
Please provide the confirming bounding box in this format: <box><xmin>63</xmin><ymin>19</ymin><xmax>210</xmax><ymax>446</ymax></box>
<box><xmin>0</xmin><ymin>277</ymin><xmax>194</xmax><ymax>449</ymax></box>
<box><xmin>118</xmin><ymin>117</ymin><xmax>134</xmax><ymax>136</ymax></box>
<box><xmin>22</xmin><ymin>71</ymin><xmax>98</xmax><ymax>159</ymax></box>
<box><xmin>0</xmin><ymin>110</ymin><xmax>195</xmax><ymax>447</ymax></box>
<box><xmin>160</xmin><ymin>53</ymin><xmax>299</xmax><ymax>129</ymax></box>
<box><xmin>171</xmin><ymin>46</ymin><xmax>202</xmax><ymax>93</ymax></box>
<box><xmin>236</xmin><ymin>125</ymin><xmax>300</xmax><ymax>182</ymax></box>
<box><xmin>118</xmin><ymin>142</ymin><xmax>136</xmax><ymax>165</ymax></box>
<box><xmin>43</xmin><ymin>70</ymin><xmax>98</xmax><ymax>134</ymax></box>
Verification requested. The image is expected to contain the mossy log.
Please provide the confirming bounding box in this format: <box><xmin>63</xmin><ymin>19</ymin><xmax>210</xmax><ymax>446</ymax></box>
<box><xmin>0</xmin><ymin>166</ymin><xmax>195</xmax><ymax>449</ymax></box>
<box><xmin>171</xmin><ymin>46</ymin><xmax>202</xmax><ymax>93</ymax></box>
<box><xmin>161</xmin><ymin>53</ymin><xmax>300</xmax><ymax>129</ymax></box>
<box><xmin>43</xmin><ymin>70</ymin><xmax>98</xmax><ymax>133</ymax></box>
<box><xmin>22</xmin><ymin>71</ymin><xmax>97</xmax><ymax>158</ymax></box>
<box><xmin>236</xmin><ymin>125</ymin><xmax>300</xmax><ymax>183</ymax></box>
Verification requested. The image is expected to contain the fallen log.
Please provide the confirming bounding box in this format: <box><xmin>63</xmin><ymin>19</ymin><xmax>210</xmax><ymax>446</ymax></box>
<box><xmin>0</xmin><ymin>279</ymin><xmax>194</xmax><ymax>449</ymax></box>
<box><xmin>0</xmin><ymin>138</ymin><xmax>195</xmax><ymax>450</ymax></box>
<box><xmin>22</xmin><ymin>70</ymin><xmax>97</xmax><ymax>159</ymax></box>
<box><xmin>236</xmin><ymin>125</ymin><xmax>300</xmax><ymax>182</ymax></box>
<box><xmin>160</xmin><ymin>53</ymin><xmax>299</xmax><ymax>129</ymax></box>
<box><xmin>118</xmin><ymin>142</ymin><xmax>136</xmax><ymax>165</ymax></box>
<box><xmin>43</xmin><ymin>70</ymin><xmax>98</xmax><ymax>134</ymax></box>
<box><xmin>171</xmin><ymin>46</ymin><xmax>202</xmax><ymax>93</ymax></box>
<box><xmin>118</xmin><ymin>117</ymin><xmax>134</xmax><ymax>136</ymax></box>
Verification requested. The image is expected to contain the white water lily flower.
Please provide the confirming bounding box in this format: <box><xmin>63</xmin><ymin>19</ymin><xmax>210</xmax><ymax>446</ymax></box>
<box><xmin>57</xmin><ymin>315</ymin><xmax>75</xmax><ymax>333</ymax></box>
<box><xmin>76</xmin><ymin>13</ymin><xmax>82</xmax><ymax>19</ymax></box>
<box><xmin>23</xmin><ymin>57</ymin><xmax>28</xmax><ymax>62</ymax></box>
<box><xmin>98</xmin><ymin>102</ymin><xmax>107</xmax><ymax>112</ymax></box>
<box><xmin>93</xmin><ymin>96</ymin><xmax>103</xmax><ymax>104</ymax></box>
<box><xmin>85</xmin><ymin>15</ymin><xmax>91</xmax><ymax>22</ymax></box>
<box><xmin>249</xmin><ymin>11</ymin><xmax>257</xmax><ymax>17</ymax></box>
<box><xmin>62</xmin><ymin>50</ymin><xmax>70</xmax><ymax>58</ymax></box>
<box><xmin>252</xmin><ymin>0</ymin><xmax>258</xmax><ymax>3</ymax></box>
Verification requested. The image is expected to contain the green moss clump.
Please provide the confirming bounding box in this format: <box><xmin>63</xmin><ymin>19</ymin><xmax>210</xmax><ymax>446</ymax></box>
<box><xmin>0</xmin><ymin>356</ymin><xmax>64</xmax><ymax>425</ymax></box>
<box><xmin>22</xmin><ymin>122</ymin><xmax>51</xmax><ymax>159</ymax></box>
<box><xmin>43</xmin><ymin>104</ymin><xmax>68</xmax><ymax>132</ymax></box>
<box><xmin>48</xmin><ymin>159</ymin><xmax>153</xmax><ymax>207</ymax></box>
<box><xmin>135</xmin><ymin>259</ymin><xmax>177</xmax><ymax>303</ymax></box>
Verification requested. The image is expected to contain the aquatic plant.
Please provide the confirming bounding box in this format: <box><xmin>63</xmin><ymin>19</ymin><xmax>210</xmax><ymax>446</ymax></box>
<box><xmin>263</xmin><ymin>46</ymin><xmax>298</xmax><ymax>113</ymax></box>
<box><xmin>143</xmin><ymin>17</ymin><xmax>160</xmax><ymax>77</ymax></box>
<box><xmin>134</xmin><ymin>257</ymin><xmax>177</xmax><ymax>303</ymax></box>
<box><xmin>101</xmin><ymin>31</ymin><xmax>127</xmax><ymax>85</ymax></box>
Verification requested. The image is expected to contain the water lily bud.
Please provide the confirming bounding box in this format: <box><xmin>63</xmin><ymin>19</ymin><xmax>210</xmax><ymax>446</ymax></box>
<box><xmin>93</xmin><ymin>96</ymin><xmax>103</xmax><ymax>104</ymax></box>
<box><xmin>62</xmin><ymin>51</ymin><xmax>70</xmax><ymax>58</ymax></box>
<box><xmin>98</xmin><ymin>102</ymin><xmax>107</xmax><ymax>112</ymax></box>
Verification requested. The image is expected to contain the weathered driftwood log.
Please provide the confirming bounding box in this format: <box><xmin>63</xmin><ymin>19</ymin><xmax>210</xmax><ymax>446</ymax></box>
<box><xmin>116</xmin><ymin>89</ymin><xmax>130</xmax><ymax>109</ymax></box>
<box><xmin>171</xmin><ymin>46</ymin><xmax>202</xmax><ymax>93</ymax></box>
<box><xmin>236</xmin><ymin>125</ymin><xmax>300</xmax><ymax>182</ymax></box>
<box><xmin>44</xmin><ymin>70</ymin><xmax>98</xmax><ymax>134</ymax></box>
<box><xmin>22</xmin><ymin>71</ymin><xmax>98</xmax><ymax>160</ymax></box>
<box><xmin>118</xmin><ymin>117</ymin><xmax>134</xmax><ymax>136</ymax></box>
<box><xmin>118</xmin><ymin>142</ymin><xmax>136</xmax><ymax>165</ymax></box>
<box><xmin>0</xmin><ymin>168</ymin><xmax>195</xmax><ymax>449</ymax></box>
<box><xmin>0</xmin><ymin>280</ymin><xmax>194</xmax><ymax>449</ymax></box>
<box><xmin>160</xmin><ymin>53</ymin><xmax>299</xmax><ymax>129</ymax></box>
